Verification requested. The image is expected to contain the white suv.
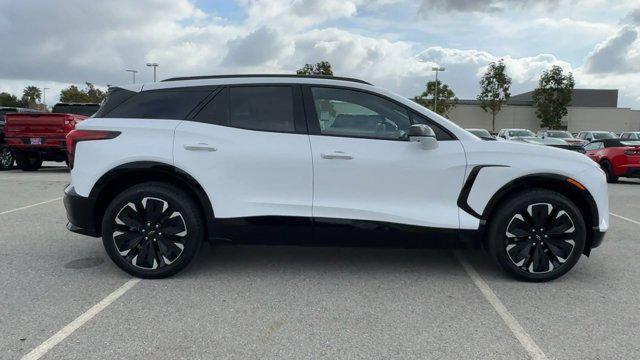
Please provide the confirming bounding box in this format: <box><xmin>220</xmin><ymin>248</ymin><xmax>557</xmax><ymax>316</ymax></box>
<box><xmin>63</xmin><ymin>75</ymin><xmax>608</xmax><ymax>281</ymax></box>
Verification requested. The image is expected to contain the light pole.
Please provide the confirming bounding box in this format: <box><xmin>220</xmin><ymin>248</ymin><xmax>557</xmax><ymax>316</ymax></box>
<box><xmin>126</xmin><ymin>69</ymin><xmax>138</xmax><ymax>84</ymax></box>
<box><xmin>432</xmin><ymin>67</ymin><xmax>445</xmax><ymax>113</ymax></box>
<box><xmin>146</xmin><ymin>63</ymin><xmax>159</xmax><ymax>82</ymax></box>
<box><xmin>42</xmin><ymin>87</ymin><xmax>50</xmax><ymax>111</ymax></box>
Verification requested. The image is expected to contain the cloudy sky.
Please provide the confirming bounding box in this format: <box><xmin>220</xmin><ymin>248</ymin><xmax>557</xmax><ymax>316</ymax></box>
<box><xmin>1</xmin><ymin>0</ymin><xmax>640</xmax><ymax>108</ymax></box>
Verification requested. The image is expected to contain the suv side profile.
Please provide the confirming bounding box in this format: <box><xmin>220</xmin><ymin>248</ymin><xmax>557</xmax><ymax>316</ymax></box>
<box><xmin>577</xmin><ymin>131</ymin><xmax>617</xmax><ymax>142</ymax></box>
<box><xmin>620</xmin><ymin>132</ymin><xmax>640</xmax><ymax>140</ymax></box>
<box><xmin>64</xmin><ymin>75</ymin><xmax>609</xmax><ymax>281</ymax></box>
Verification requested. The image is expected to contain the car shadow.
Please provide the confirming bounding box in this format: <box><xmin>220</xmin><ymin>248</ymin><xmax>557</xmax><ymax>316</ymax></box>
<box><xmin>181</xmin><ymin>243</ymin><xmax>499</xmax><ymax>280</ymax></box>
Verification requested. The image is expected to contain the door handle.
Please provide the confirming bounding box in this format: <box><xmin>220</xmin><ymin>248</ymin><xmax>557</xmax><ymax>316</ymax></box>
<box><xmin>321</xmin><ymin>151</ymin><xmax>353</xmax><ymax>160</ymax></box>
<box><xmin>183</xmin><ymin>143</ymin><xmax>217</xmax><ymax>152</ymax></box>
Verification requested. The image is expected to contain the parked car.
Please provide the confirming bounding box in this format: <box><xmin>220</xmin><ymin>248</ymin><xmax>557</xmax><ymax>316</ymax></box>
<box><xmin>498</xmin><ymin>128</ymin><xmax>583</xmax><ymax>152</ymax></box>
<box><xmin>497</xmin><ymin>128</ymin><xmax>537</xmax><ymax>141</ymax></box>
<box><xmin>537</xmin><ymin>130</ymin><xmax>587</xmax><ymax>146</ymax></box>
<box><xmin>466</xmin><ymin>128</ymin><xmax>495</xmax><ymax>140</ymax></box>
<box><xmin>4</xmin><ymin>103</ymin><xmax>99</xmax><ymax>171</ymax></box>
<box><xmin>576</xmin><ymin>131</ymin><xmax>617</xmax><ymax>142</ymax></box>
<box><xmin>0</xmin><ymin>107</ymin><xmax>41</xmax><ymax>170</ymax></box>
<box><xmin>584</xmin><ymin>138</ymin><xmax>640</xmax><ymax>182</ymax></box>
<box><xmin>64</xmin><ymin>74</ymin><xmax>608</xmax><ymax>282</ymax></box>
<box><xmin>620</xmin><ymin>131</ymin><xmax>640</xmax><ymax>140</ymax></box>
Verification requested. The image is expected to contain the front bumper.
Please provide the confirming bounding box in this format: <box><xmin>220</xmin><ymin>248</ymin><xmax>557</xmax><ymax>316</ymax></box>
<box><xmin>63</xmin><ymin>185</ymin><xmax>99</xmax><ymax>237</ymax></box>
<box><xmin>590</xmin><ymin>228</ymin><xmax>606</xmax><ymax>249</ymax></box>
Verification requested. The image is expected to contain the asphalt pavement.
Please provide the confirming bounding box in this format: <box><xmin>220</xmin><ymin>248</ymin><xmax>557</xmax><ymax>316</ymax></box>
<box><xmin>1</xmin><ymin>163</ymin><xmax>639</xmax><ymax>359</ymax></box>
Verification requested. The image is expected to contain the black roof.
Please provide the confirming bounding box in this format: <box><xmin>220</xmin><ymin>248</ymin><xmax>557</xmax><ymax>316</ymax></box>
<box><xmin>162</xmin><ymin>74</ymin><xmax>372</xmax><ymax>85</ymax></box>
<box><xmin>599</xmin><ymin>138</ymin><xmax>640</xmax><ymax>147</ymax></box>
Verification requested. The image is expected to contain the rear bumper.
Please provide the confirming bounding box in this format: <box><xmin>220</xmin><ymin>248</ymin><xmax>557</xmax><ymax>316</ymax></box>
<box><xmin>6</xmin><ymin>137</ymin><xmax>66</xmax><ymax>149</ymax></box>
<box><xmin>63</xmin><ymin>185</ymin><xmax>99</xmax><ymax>237</ymax></box>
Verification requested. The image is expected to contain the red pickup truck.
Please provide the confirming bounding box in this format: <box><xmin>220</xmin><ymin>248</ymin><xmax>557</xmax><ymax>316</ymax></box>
<box><xmin>4</xmin><ymin>103</ymin><xmax>100</xmax><ymax>171</ymax></box>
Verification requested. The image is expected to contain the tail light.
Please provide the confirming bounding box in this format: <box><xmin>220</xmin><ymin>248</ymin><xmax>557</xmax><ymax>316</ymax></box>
<box><xmin>66</xmin><ymin>130</ymin><xmax>120</xmax><ymax>169</ymax></box>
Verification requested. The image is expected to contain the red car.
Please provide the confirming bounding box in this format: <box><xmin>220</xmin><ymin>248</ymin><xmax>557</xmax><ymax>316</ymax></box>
<box><xmin>584</xmin><ymin>138</ymin><xmax>640</xmax><ymax>182</ymax></box>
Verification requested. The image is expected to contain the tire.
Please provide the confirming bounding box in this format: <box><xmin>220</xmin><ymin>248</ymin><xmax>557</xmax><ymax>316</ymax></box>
<box><xmin>600</xmin><ymin>160</ymin><xmax>618</xmax><ymax>183</ymax></box>
<box><xmin>101</xmin><ymin>182</ymin><xmax>204</xmax><ymax>278</ymax></box>
<box><xmin>486</xmin><ymin>189</ymin><xmax>586</xmax><ymax>282</ymax></box>
<box><xmin>0</xmin><ymin>147</ymin><xmax>14</xmax><ymax>170</ymax></box>
<box><xmin>15</xmin><ymin>151</ymin><xmax>43</xmax><ymax>171</ymax></box>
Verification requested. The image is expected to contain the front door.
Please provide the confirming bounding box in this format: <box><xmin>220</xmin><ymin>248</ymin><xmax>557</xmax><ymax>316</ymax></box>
<box><xmin>304</xmin><ymin>86</ymin><xmax>467</xmax><ymax>236</ymax></box>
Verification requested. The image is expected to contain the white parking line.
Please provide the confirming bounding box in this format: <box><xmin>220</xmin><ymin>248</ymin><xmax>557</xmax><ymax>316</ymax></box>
<box><xmin>610</xmin><ymin>212</ymin><xmax>640</xmax><ymax>226</ymax></box>
<box><xmin>0</xmin><ymin>197</ymin><xmax>62</xmax><ymax>216</ymax></box>
<box><xmin>21</xmin><ymin>278</ymin><xmax>141</xmax><ymax>360</ymax></box>
<box><xmin>454</xmin><ymin>251</ymin><xmax>547</xmax><ymax>360</ymax></box>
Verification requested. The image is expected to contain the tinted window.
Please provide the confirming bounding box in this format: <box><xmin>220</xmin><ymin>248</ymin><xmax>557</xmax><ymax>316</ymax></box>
<box><xmin>310</xmin><ymin>87</ymin><xmax>413</xmax><ymax>140</ymax></box>
<box><xmin>194</xmin><ymin>88</ymin><xmax>228</xmax><ymax>125</ymax></box>
<box><xmin>105</xmin><ymin>89</ymin><xmax>211</xmax><ymax>120</ymax></box>
<box><xmin>228</xmin><ymin>86</ymin><xmax>295</xmax><ymax>132</ymax></box>
<box><xmin>52</xmin><ymin>104</ymin><xmax>100</xmax><ymax>116</ymax></box>
<box><xmin>411</xmin><ymin>113</ymin><xmax>455</xmax><ymax>140</ymax></box>
<box><xmin>93</xmin><ymin>87</ymin><xmax>136</xmax><ymax>118</ymax></box>
<box><xmin>621</xmin><ymin>133</ymin><xmax>630</xmax><ymax>139</ymax></box>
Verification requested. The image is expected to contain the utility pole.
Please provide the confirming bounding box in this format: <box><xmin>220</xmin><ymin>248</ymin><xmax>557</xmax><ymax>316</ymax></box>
<box><xmin>432</xmin><ymin>67</ymin><xmax>445</xmax><ymax>113</ymax></box>
<box><xmin>126</xmin><ymin>69</ymin><xmax>138</xmax><ymax>84</ymax></box>
<box><xmin>42</xmin><ymin>87</ymin><xmax>50</xmax><ymax>111</ymax></box>
<box><xmin>146</xmin><ymin>63</ymin><xmax>159</xmax><ymax>82</ymax></box>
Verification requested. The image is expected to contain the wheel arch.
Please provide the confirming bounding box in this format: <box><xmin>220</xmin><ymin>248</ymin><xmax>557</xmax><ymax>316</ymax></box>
<box><xmin>90</xmin><ymin>161</ymin><xmax>215</xmax><ymax>240</ymax></box>
<box><xmin>480</xmin><ymin>173</ymin><xmax>599</xmax><ymax>255</ymax></box>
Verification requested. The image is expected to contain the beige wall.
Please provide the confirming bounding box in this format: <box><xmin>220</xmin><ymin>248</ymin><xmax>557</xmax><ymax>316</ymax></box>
<box><xmin>447</xmin><ymin>104</ymin><xmax>640</xmax><ymax>133</ymax></box>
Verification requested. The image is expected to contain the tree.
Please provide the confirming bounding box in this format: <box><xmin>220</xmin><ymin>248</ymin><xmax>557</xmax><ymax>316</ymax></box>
<box><xmin>477</xmin><ymin>60</ymin><xmax>512</xmax><ymax>132</ymax></box>
<box><xmin>0</xmin><ymin>92</ymin><xmax>26</xmax><ymax>107</ymax></box>
<box><xmin>413</xmin><ymin>80</ymin><xmax>458</xmax><ymax>117</ymax></box>
<box><xmin>296</xmin><ymin>61</ymin><xmax>334</xmax><ymax>76</ymax></box>
<box><xmin>21</xmin><ymin>86</ymin><xmax>42</xmax><ymax>107</ymax></box>
<box><xmin>532</xmin><ymin>65</ymin><xmax>575</xmax><ymax>129</ymax></box>
<box><xmin>60</xmin><ymin>82</ymin><xmax>106</xmax><ymax>103</ymax></box>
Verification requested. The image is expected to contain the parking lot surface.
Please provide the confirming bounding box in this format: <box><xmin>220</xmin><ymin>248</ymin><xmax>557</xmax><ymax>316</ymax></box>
<box><xmin>1</xmin><ymin>164</ymin><xmax>639</xmax><ymax>359</ymax></box>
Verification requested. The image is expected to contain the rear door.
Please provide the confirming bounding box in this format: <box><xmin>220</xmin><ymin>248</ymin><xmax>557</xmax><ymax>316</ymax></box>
<box><xmin>304</xmin><ymin>86</ymin><xmax>466</xmax><ymax>233</ymax></box>
<box><xmin>173</xmin><ymin>85</ymin><xmax>313</xmax><ymax>223</ymax></box>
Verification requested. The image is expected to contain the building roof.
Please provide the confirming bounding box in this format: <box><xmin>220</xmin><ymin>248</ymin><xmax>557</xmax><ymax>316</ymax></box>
<box><xmin>459</xmin><ymin>89</ymin><xmax>619</xmax><ymax>108</ymax></box>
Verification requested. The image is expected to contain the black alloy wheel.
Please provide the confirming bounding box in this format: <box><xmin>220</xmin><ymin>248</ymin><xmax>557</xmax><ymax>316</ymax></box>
<box><xmin>102</xmin><ymin>182</ymin><xmax>203</xmax><ymax>278</ymax></box>
<box><xmin>0</xmin><ymin>147</ymin><xmax>13</xmax><ymax>170</ymax></box>
<box><xmin>487</xmin><ymin>189</ymin><xmax>586</xmax><ymax>282</ymax></box>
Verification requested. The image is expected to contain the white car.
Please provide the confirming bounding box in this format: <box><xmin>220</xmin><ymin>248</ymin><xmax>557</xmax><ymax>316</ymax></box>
<box><xmin>576</xmin><ymin>131</ymin><xmax>617</xmax><ymax>142</ymax></box>
<box><xmin>620</xmin><ymin>131</ymin><xmax>640</xmax><ymax>140</ymax></box>
<box><xmin>63</xmin><ymin>75</ymin><xmax>608</xmax><ymax>281</ymax></box>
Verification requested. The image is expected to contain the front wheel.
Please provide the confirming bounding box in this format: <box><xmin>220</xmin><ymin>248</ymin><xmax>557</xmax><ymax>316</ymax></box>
<box><xmin>486</xmin><ymin>189</ymin><xmax>586</xmax><ymax>282</ymax></box>
<box><xmin>0</xmin><ymin>147</ymin><xmax>14</xmax><ymax>170</ymax></box>
<box><xmin>101</xmin><ymin>182</ymin><xmax>204</xmax><ymax>278</ymax></box>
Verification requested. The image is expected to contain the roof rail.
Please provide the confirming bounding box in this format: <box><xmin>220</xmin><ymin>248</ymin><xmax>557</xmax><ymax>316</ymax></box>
<box><xmin>161</xmin><ymin>74</ymin><xmax>372</xmax><ymax>85</ymax></box>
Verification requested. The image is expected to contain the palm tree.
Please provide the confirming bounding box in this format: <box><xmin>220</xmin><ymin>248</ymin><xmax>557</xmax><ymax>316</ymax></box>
<box><xmin>21</xmin><ymin>86</ymin><xmax>42</xmax><ymax>107</ymax></box>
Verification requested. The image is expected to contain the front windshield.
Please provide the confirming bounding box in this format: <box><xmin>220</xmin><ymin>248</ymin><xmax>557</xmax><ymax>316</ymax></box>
<box><xmin>468</xmin><ymin>129</ymin><xmax>491</xmax><ymax>138</ymax></box>
<box><xmin>547</xmin><ymin>131</ymin><xmax>573</xmax><ymax>139</ymax></box>
<box><xmin>593</xmin><ymin>132</ymin><xmax>616</xmax><ymax>140</ymax></box>
<box><xmin>508</xmin><ymin>130</ymin><xmax>535</xmax><ymax>137</ymax></box>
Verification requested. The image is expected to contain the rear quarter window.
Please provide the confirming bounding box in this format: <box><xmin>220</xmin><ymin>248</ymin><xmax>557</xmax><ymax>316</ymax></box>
<box><xmin>101</xmin><ymin>88</ymin><xmax>213</xmax><ymax>120</ymax></box>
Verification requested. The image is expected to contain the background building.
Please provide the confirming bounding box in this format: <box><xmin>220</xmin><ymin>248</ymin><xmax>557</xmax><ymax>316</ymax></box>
<box><xmin>448</xmin><ymin>89</ymin><xmax>640</xmax><ymax>133</ymax></box>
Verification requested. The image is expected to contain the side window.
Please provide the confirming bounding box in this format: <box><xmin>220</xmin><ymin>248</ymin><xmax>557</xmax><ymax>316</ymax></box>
<box><xmin>194</xmin><ymin>88</ymin><xmax>229</xmax><ymax>125</ymax></box>
<box><xmin>228</xmin><ymin>86</ymin><xmax>295</xmax><ymax>132</ymax></box>
<box><xmin>584</xmin><ymin>142</ymin><xmax>600</xmax><ymax>151</ymax></box>
<box><xmin>105</xmin><ymin>89</ymin><xmax>211</xmax><ymax>120</ymax></box>
<box><xmin>621</xmin><ymin>133</ymin><xmax>629</xmax><ymax>139</ymax></box>
<box><xmin>310</xmin><ymin>87</ymin><xmax>411</xmax><ymax>140</ymax></box>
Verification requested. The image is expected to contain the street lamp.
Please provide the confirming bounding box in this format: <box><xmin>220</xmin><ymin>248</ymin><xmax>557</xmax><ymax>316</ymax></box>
<box><xmin>432</xmin><ymin>67</ymin><xmax>445</xmax><ymax>112</ymax></box>
<box><xmin>42</xmin><ymin>87</ymin><xmax>50</xmax><ymax>111</ymax></box>
<box><xmin>126</xmin><ymin>69</ymin><xmax>138</xmax><ymax>84</ymax></box>
<box><xmin>146</xmin><ymin>63</ymin><xmax>159</xmax><ymax>82</ymax></box>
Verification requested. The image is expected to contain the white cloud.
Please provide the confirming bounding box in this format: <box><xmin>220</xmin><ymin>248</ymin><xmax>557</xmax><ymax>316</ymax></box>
<box><xmin>584</xmin><ymin>26</ymin><xmax>640</xmax><ymax>74</ymax></box>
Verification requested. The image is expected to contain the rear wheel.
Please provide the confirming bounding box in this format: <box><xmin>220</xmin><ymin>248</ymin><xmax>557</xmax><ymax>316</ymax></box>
<box><xmin>487</xmin><ymin>189</ymin><xmax>586</xmax><ymax>282</ymax></box>
<box><xmin>15</xmin><ymin>151</ymin><xmax>43</xmax><ymax>171</ymax></box>
<box><xmin>101</xmin><ymin>182</ymin><xmax>204</xmax><ymax>278</ymax></box>
<box><xmin>600</xmin><ymin>160</ymin><xmax>618</xmax><ymax>183</ymax></box>
<box><xmin>0</xmin><ymin>147</ymin><xmax>14</xmax><ymax>170</ymax></box>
